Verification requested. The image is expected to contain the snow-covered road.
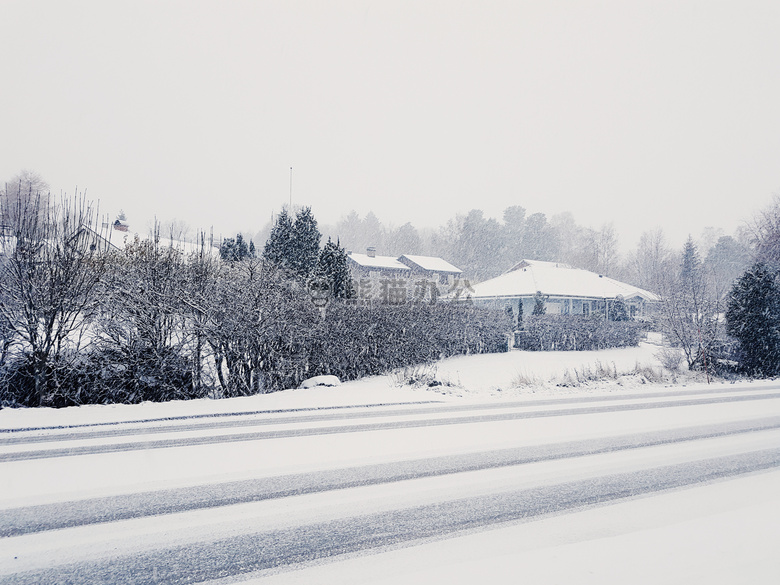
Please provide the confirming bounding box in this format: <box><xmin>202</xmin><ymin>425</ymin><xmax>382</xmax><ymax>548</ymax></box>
<box><xmin>1</xmin><ymin>381</ymin><xmax>780</xmax><ymax>584</ymax></box>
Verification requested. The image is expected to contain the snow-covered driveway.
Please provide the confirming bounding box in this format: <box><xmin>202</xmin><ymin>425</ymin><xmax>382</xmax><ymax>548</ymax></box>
<box><xmin>1</xmin><ymin>378</ymin><xmax>780</xmax><ymax>584</ymax></box>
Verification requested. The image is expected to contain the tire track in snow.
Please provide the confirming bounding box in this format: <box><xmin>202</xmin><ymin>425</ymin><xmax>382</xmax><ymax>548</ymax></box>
<box><xmin>0</xmin><ymin>401</ymin><xmax>444</xmax><ymax>434</ymax></box>
<box><xmin>6</xmin><ymin>448</ymin><xmax>780</xmax><ymax>585</ymax></box>
<box><xmin>3</xmin><ymin>416</ymin><xmax>780</xmax><ymax>537</ymax></box>
<box><xmin>3</xmin><ymin>391</ymin><xmax>780</xmax><ymax>462</ymax></box>
<box><xmin>3</xmin><ymin>384</ymin><xmax>776</xmax><ymax>442</ymax></box>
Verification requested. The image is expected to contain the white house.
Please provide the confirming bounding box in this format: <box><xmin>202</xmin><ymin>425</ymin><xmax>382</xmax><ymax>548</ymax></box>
<box><xmin>469</xmin><ymin>259</ymin><xmax>660</xmax><ymax>319</ymax></box>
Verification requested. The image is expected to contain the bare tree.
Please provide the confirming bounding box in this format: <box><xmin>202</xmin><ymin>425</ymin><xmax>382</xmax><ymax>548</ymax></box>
<box><xmin>658</xmin><ymin>238</ymin><xmax>721</xmax><ymax>373</ymax></box>
<box><xmin>747</xmin><ymin>194</ymin><xmax>780</xmax><ymax>269</ymax></box>
<box><xmin>157</xmin><ymin>218</ymin><xmax>192</xmax><ymax>243</ymax></box>
<box><xmin>623</xmin><ymin>228</ymin><xmax>674</xmax><ymax>294</ymax></box>
<box><xmin>576</xmin><ymin>223</ymin><xmax>619</xmax><ymax>276</ymax></box>
<box><xmin>0</xmin><ymin>191</ymin><xmax>110</xmax><ymax>405</ymax></box>
<box><xmin>182</xmin><ymin>230</ymin><xmax>220</xmax><ymax>395</ymax></box>
<box><xmin>1</xmin><ymin>170</ymin><xmax>50</xmax><ymax>227</ymax></box>
<box><xmin>92</xmin><ymin>227</ymin><xmax>198</xmax><ymax>403</ymax></box>
<box><xmin>204</xmin><ymin>260</ymin><xmax>315</xmax><ymax>396</ymax></box>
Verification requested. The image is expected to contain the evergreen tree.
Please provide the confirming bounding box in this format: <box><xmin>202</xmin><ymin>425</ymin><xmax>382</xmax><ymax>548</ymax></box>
<box><xmin>235</xmin><ymin>233</ymin><xmax>248</xmax><ymax>260</ymax></box>
<box><xmin>523</xmin><ymin>213</ymin><xmax>559</xmax><ymax>262</ymax></box>
<box><xmin>532</xmin><ymin>291</ymin><xmax>547</xmax><ymax>315</ymax></box>
<box><xmin>390</xmin><ymin>222</ymin><xmax>422</xmax><ymax>255</ymax></box>
<box><xmin>726</xmin><ymin>263</ymin><xmax>780</xmax><ymax>377</ymax></box>
<box><xmin>317</xmin><ymin>238</ymin><xmax>355</xmax><ymax>299</ymax></box>
<box><xmin>220</xmin><ymin>233</ymin><xmax>252</xmax><ymax>261</ymax></box>
<box><xmin>611</xmin><ymin>295</ymin><xmax>629</xmax><ymax>321</ymax></box>
<box><xmin>263</xmin><ymin>208</ymin><xmax>295</xmax><ymax>270</ymax></box>
<box><xmin>289</xmin><ymin>207</ymin><xmax>321</xmax><ymax>277</ymax></box>
<box><xmin>681</xmin><ymin>236</ymin><xmax>701</xmax><ymax>288</ymax></box>
<box><xmin>263</xmin><ymin>207</ymin><xmax>322</xmax><ymax>278</ymax></box>
<box><xmin>219</xmin><ymin>238</ymin><xmax>235</xmax><ymax>261</ymax></box>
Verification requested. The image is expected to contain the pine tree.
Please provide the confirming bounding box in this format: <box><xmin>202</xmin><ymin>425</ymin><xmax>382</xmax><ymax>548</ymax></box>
<box><xmin>219</xmin><ymin>237</ymin><xmax>235</xmax><ymax>261</ymax></box>
<box><xmin>289</xmin><ymin>207</ymin><xmax>321</xmax><ymax>278</ymax></box>
<box><xmin>611</xmin><ymin>295</ymin><xmax>629</xmax><ymax>321</ymax></box>
<box><xmin>726</xmin><ymin>263</ymin><xmax>780</xmax><ymax>377</ymax></box>
<box><xmin>263</xmin><ymin>207</ymin><xmax>322</xmax><ymax>279</ymax></box>
<box><xmin>235</xmin><ymin>234</ymin><xmax>248</xmax><ymax>260</ymax></box>
<box><xmin>220</xmin><ymin>233</ymin><xmax>252</xmax><ymax>261</ymax></box>
<box><xmin>532</xmin><ymin>291</ymin><xmax>547</xmax><ymax>315</ymax></box>
<box><xmin>317</xmin><ymin>238</ymin><xmax>355</xmax><ymax>299</ymax></box>
<box><xmin>263</xmin><ymin>208</ymin><xmax>295</xmax><ymax>270</ymax></box>
<box><xmin>681</xmin><ymin>236</ymin><xmax>701</xmax><ymax>291</ymax></box>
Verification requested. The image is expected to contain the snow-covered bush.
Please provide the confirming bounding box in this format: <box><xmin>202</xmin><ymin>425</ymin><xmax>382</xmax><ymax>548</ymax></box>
<box><xmin>390</xmin><ymin>364</ymin><xmax>440</xmax><ymax>387</ymax></box>
<box><xmin>84</xmin><ymin>232</ymin><xmax>208</xmax><ymax>405</ymax></box>
<box><xmin>203</xmin><ymin>260</ymin><xmax>316</xmax><ymax>396</ymax></box>
<box><xmin>0</xmin><ymin>192</ymin><xmax>111</xmax><ymax>406</ymax></box>
<box><xmin>515</xmin><ymin>315</ymin><xmax>644</xmax><ymax>351</ymax></box>
<box><xmin>655</xmin><ymin>346</ymin><xmax>684</xmax><ymax>372</ymax></box>
<box><xmin>0</xmin><ymin>248</ymin><xmax>510</xmax><ymax>405</ymax></box>
<box><xmin>301</xmin><ymin>302</ymin><xmax>509</xmax><ymax>391</ymax></box>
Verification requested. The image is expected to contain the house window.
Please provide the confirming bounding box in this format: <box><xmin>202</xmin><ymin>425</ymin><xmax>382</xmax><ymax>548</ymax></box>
<box><xmin>582</xmin><ymin>302</ymin><xmax>590</xmax><ymax>316</ymax></box>
<box><xmin>439</xmin><ymin>273</ymin><xmax>448</xmax><ymax>285</ymax></box>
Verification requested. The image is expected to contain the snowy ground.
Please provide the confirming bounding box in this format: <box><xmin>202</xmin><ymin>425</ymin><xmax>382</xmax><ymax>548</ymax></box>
<box><xmin>1</xmin><ymin>342</ymin><xmax>779</xmax><ymax>584</ymax></box>
<box><xmin>256</xmin><ymin>470</ymin><xmax>780</xmax><ymax>585</ymax></box>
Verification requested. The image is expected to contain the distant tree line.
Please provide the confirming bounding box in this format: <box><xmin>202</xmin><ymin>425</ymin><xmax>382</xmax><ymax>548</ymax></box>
<box><xmin>313</xmin><ymin>207</ymin><xmax>752</xmax><ymax>297</ymax></box>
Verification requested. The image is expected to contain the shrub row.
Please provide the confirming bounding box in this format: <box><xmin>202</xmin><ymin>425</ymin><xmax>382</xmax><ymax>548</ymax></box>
<box><xmin>0</xmin><ymin>300</ymin><xmax>510</xmax><ymax>408</ymax></box>
<box><xmin>303</xmin><ymin>302</ymin><xmax>509</xmax><ymax>386</ymax></box>
<box><xmin>514</xmin><ymin>315</ymin><xmax>645</xmax><ymax>351</ymax></box>
<box><xmin>225</xmin><ymin>301</ymin><xmax>510</xmax><ymax>395</ymax></box>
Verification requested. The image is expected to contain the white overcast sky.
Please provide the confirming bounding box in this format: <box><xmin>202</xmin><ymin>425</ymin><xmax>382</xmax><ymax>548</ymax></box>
<box><xmin>2</xmin><ymin>0</ymin><xmax>780</xmax><ymax>251</ymax></box>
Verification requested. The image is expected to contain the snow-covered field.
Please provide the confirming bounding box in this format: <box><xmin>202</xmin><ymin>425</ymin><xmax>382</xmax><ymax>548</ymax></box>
<box><xmin>1</xmin><ymin>343</ymin><xmax>779</xmax><ymax>584</ymax></box>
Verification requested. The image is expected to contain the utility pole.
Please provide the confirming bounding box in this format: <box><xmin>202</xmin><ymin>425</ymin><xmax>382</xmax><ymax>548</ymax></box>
<box><xmin>289</xmin><ymin>166</ymin><xmax>293</xmax><ymax>210</ymax></box>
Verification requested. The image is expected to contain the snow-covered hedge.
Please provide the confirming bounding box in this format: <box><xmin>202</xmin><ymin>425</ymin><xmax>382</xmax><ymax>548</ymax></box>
<box><xmin>514</xmin><ymin>315</ymin><xmax>645</xmax><ymax>351</ymax></box>
<box><xmin>0</xmin><ymin>297</ymin><xmax>509</xmax><ymax>407</ymax></box>
<box><xmin>298</xmin><ymin>302</ymin><xmax>509</xmax><ymax>389</ymax></box>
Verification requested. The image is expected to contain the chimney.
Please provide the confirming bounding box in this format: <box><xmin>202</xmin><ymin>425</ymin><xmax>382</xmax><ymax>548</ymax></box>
<box><xmin>366</xmin><ymin>247</ymin><xmax>376</xmax><ymax>258</ymax></box>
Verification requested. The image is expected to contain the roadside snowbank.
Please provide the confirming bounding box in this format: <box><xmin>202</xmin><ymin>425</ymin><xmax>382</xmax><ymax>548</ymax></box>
<box><xmin>0</xmin><ymin>342</ymin><xmax>765</xmax><ymax>430</ymax></box>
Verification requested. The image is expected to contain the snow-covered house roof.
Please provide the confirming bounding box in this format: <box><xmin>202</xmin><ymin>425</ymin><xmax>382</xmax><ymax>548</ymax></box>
<box><xmin>0</xmin><ymin>225</ymin><xmax>116</xmax><ymax>258</ymax></box>
<box><xmin>471</xmin><ymin>259</ymin><xmax>660</xmax><ymax>302</ymax></box>
<box><xmin>347</xmin><ymin>252</ymin><xmax>411</xmax><ymax>271</ymax></box>
<box><xmin>107</xmin><ymin>231</ymin><xmax>220</xmax><ymax>257</ymax></box>
<box><xmin>398</xmin><ymin>255</ymin><xmax>462</xmax><ymax>274</ymax></box>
